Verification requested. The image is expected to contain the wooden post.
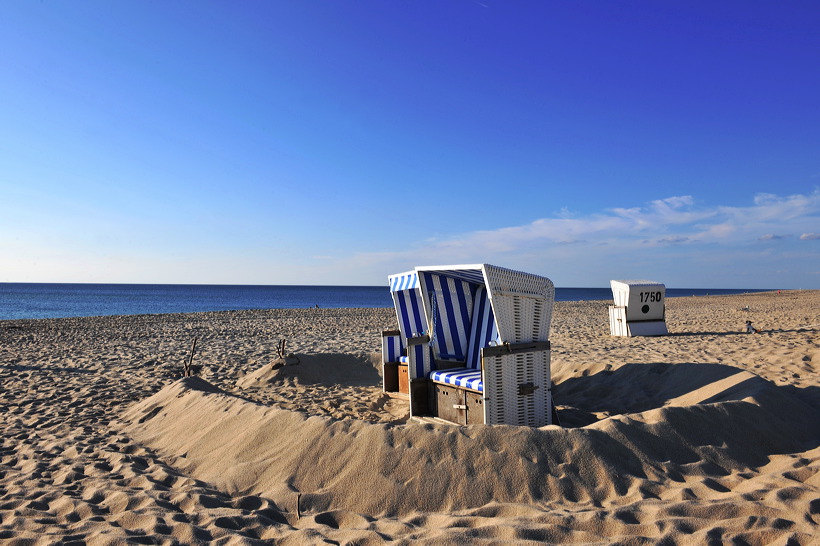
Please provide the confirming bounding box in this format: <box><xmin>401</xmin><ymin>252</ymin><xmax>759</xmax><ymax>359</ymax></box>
<box><xmin>184</xmin><ymin>337</ymin><xmax>198</xmax><ymax>377</ymax></box>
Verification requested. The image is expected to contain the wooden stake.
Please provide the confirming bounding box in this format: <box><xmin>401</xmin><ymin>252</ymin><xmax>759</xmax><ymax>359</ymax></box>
<box><xmin>184</xmin><ymin>337</ymin><xmax>198</xmax><ymax>377</ymax></box>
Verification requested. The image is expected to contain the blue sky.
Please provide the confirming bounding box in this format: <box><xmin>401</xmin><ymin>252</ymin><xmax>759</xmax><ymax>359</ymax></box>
<box><xmin>1</xmin><ymin>1</ymin><xmax>818</xmax><ymax>288</ymax></box>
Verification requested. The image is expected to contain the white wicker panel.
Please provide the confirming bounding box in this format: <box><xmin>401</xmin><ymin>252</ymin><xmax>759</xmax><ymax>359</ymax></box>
<box><xmin>482</xmin><ymin>264</ymin><xmax>554</xmax><ymax>343</ymax></box>
<box><xmin>508</xmin><ymin>352</ymin><xmax>534</xmax><ymax>426</ymax></box>
<box><xmin>531</xmin><ymin>350</ymin><xmax>551</xmax><ymax>426</ymax></box>
<box><xmin>483</xmin><ymin>354</ymin><xmax>505</xmax><ymax>425</ymax></box>
<box><xmin>609</xmin><ymin>306</ymin><xmax>627</xmax><ymax>336</ymax></box>
<box><xmin>627</xmin><ymin>320</ymin><xmax>669</xmax><ymax>336</ymax></box>
<box><xmin>482</xmin><ymin>350</ymin><xmax>551</xmax><ymax>427</ymax></box>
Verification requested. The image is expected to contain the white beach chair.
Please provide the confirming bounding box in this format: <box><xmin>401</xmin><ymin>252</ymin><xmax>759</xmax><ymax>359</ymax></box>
<box><xmin>382</xmin><ymin>264</ymin><xmax>556</xmax><ymax>427</ymax></box>
<box><xmin>608</xmin><ymin>280</ymin><xmax>669</xmax><ymax>336</ymax></box>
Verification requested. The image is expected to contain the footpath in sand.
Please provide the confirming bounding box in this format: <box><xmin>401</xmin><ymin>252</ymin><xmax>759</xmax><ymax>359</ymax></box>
<box><xmin>1</xmin><ymin>291</ymin><xmax>819</xmax><ymax>544</ymax></box>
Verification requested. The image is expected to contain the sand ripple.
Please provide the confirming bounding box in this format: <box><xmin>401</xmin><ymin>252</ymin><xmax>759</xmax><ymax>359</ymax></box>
<box><xmin>2</xmin><ymin>294</ymin><xmax>819</xmax><ymax>543</ymax></box>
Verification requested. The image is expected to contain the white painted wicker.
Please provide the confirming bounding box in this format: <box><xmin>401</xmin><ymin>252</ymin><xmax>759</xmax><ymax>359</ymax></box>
<box><xmin>483</xmin><ymin>264</ymin><xmax>554</xmax><ymax>343</ymax></box>
<box><xmin>483</xmin><ymin>349</ymin><xmax>551</xmax><ymax>426</ymax></box>
<box><xmin>609</xmin><ymin>279</ymin><xmax>668</xmax><ymax>336</ymax></box>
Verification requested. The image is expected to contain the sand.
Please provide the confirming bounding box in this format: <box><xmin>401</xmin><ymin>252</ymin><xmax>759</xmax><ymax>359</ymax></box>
<box><xmin>1</xmin><ymin>291</ymin><xmax>818</xmax><ymax>544</ymax></box>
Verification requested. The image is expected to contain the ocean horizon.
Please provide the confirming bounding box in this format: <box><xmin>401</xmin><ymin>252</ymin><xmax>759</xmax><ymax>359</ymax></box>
<box><xmin>0</xmin><ymin>283</ymin><xmax>776</xmax><ymax>321</ymax></box>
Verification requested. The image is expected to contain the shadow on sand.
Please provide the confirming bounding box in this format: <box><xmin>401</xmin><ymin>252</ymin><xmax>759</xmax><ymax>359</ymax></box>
<box><xmin>554</xmin><ymin>361</ymin><xmax>820</xmax><ymax>433</ymax></box>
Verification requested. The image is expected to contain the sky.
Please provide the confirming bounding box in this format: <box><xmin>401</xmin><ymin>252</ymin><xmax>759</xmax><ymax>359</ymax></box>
<box><xmin>1</xmin><ymin>1</ymin><xmax>818</xmax><ymax>289</ymax></box>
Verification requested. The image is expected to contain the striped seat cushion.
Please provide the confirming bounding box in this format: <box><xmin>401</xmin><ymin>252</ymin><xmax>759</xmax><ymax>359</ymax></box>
<box><xmin>429</xmin><ymin>367</ymin><xmax>483</xmax><ymax>392</ymax></box>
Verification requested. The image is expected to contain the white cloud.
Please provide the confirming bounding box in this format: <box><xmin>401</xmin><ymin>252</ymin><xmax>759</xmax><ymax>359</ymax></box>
<box><xmin>656</xmin><ymin>195</ymin><xmax>694</xmax><ymax>209</ymax></box>
<box><xmin>346</xmin><ymin>189</ymin><xmax>820</xmax><ymax>287</ymax></box>
<box><xmin>461</xmin><ymin>190</ymin><xmax>817</xmax><ymax>250</ymax></box>
<box><xmin>653</xmin><ymin>235</ymin><xmax>690</xmax><ymax>245</ymax></box>
<box><xmin>701</xmin><ymin>223</ymin><xmax>737</xmax><ymax>239</ymax></box>
<box><xmin>800</xmin><ymin>233</ymin><xmax>820</xmax><ymax>240</ymax></box>
<box><xmin>745</xmin><ymin>191</ymin><xmax>819</xmax><ymax>221</ymax></box>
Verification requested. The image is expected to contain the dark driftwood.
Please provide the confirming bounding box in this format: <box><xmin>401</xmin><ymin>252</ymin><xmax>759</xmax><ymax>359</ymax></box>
<box><xmin>183</xmin><ymin>337</ymin><xmax>198</xmax><ymax>377</ymax></box>
<box><xmin>271</xmin><ymin>339</ymin><xmax>300</xmax><ymax>368</ymax></box>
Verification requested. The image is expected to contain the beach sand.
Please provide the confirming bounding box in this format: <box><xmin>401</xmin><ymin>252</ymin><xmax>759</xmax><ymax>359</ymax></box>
<box><xmin>1</xmin><ymin>291</ymin><xmax>818</xmax><ymax>544</ymax></box>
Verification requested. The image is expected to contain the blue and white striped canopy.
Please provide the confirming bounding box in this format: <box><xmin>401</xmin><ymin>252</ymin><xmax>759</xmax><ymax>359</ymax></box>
<box><xmin>388</xmin><ymin>265</ymin><xmax>487</xmax><ymax>293</ymax></box>
<box><xmin>387</xmin><ymin>264</ymin><xmax>501</xmax><ymax>379</ymax></box>
<box><xmin>388</xmin><ymin>271</ymin><xmax>419</xmax><ymax>292</ymax></box>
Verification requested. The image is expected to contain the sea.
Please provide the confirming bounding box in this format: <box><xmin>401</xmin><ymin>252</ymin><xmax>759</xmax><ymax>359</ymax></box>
<box><xmin>0</xmin><ymin>283</ymin><xmax>775</xmax><ymax>321</ymax></box>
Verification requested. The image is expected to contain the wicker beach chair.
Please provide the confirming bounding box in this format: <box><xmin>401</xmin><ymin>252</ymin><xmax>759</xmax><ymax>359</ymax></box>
<box><xmin>608</xmin><ymin>280</ymin><xmax>669</xmax><ymax>336</ymax></box>
<box><xmin>382</xmin><ymin>264</ymin><xmax>556</xmax><ymax>427</ymax></box>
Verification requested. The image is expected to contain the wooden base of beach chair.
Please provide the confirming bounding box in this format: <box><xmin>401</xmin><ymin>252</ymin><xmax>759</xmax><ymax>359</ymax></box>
<box><xmin>465</xmin><ymin>390</ymin><xmax>484</xmax><ymax>424</ymax></box>
<box><xmin>398</xmin><ymin>364</ymin><xmax>409</xmax><ymax>394</ymax></box>
<box><xmin>432</xmin><ymin>383</ymin><xmax>485</xmax><ymax>425</ymax></box>
<box><xmin>383</xmin><ymin>362</ymin><xmax>398</xmax><ymax>392</ymax></box>
<box><xmin>410</xmin><ymin>379</ymin><xmax>430</xmax><ymax>416</ymax></box>
<box><xmin>383</xmin><ymin>362</ymin><xmax>410</xmax><ymax>394</ymax></box>
<box><xmin>409</xmin><ymin>415</ymin><xmax>457</xmax><ymax>426</ymax></box>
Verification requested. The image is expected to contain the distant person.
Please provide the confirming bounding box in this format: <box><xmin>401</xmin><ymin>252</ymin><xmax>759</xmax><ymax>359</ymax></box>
<box><xmin>745</xmin><ymin>320</ymin><xmax>759</xmax><ymax>334</ymax></box>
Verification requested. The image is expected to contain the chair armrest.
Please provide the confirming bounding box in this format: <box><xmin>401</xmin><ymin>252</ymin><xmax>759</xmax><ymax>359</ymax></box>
<box><xmin>407</xmin><ymin>334</ymin><xmax>430</xmax><ymax>346</ymax></box>
<box><xmin>482</xmin><ymin>341</ymin><xmax>550</xmax><ymax>358</ymax></box>
<box><xmin>381</xmin><ymin>330</ymin><xmax>404</xmax><ymax>364</ymax></box>
<box><xmin>405</xmin><ymin>334</ymin><xmax>432</xmax><ymax>380</ymax></box>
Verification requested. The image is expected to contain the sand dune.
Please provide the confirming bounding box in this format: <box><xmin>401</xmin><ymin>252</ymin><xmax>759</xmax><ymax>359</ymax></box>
<box><xmin>2</xmin><ymin>292</ymin><xmax>819</xmax><ymax>544</ymax></box>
